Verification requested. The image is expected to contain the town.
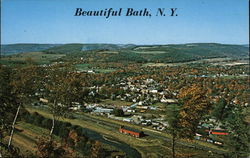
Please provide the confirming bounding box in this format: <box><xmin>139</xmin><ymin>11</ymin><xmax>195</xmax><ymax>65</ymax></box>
<box><xmin>1</xmin><ymin>43</ymin><xmax>249</xmax><ymax>158</ymax></box>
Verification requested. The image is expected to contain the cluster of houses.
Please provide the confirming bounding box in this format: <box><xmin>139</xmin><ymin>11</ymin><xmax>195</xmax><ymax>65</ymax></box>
<box><xmin>194</xmin><ymin>120</ymin><xmax>229</xmax><ymax>146</ymax></box>
<box><xmin>82</xmin><ymin>102</ymin><xmax>168</xmax><ymax>131</ymax></box>
<box><xmin>81</xmin><ymin>78</ymin><xmax>178</xmax><ymax>106</ymax></box>
<box><xmin>36</xmin><ymin>77</ymin><xmax>230</xmax><ymax>145</ymax></box>
<box><xmin>115</xmin><ymin>78</ymin><xmax>178</xmax><ymax>104</ymax></box>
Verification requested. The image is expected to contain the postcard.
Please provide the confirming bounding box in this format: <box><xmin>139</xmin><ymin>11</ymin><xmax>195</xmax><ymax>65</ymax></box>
<box><xmin>0</xmin><ymin>0</ymin><xmax>249</xmax><ymax>158</ymax></box>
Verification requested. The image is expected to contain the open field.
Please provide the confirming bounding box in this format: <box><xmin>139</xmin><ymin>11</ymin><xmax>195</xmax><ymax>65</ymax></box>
<box><xmin>134</xmin><ymin>50</ymin><xmax>167</xmax><ymax>54</ymax></box>
<box><xmin>3</xmin><ymin>119</ymin><xmax>123</xmax><ymax>157</ymax></box>
<box><xmin>212</xmin><ymin>60</ymin><xmax>249</xmax><ymax>66</ymax></box>
<box><xmin>75</xmin><ymin>63</ymin><xmax>91</xmax><ymax>69</ymax></box>
<box><xmin>143</xmin><ymin>58</ymin><xmax>248</xmax><ymax>67</ymax></box>
<box><xmin>100</xmin><ymin>99</ymin><xmax>133</xmax><ymax>107</ymax></box>
<box><xmin>98</xmin><ymin>50</ymin><xmax>119</xmax><ymax>54</ymax></box>
<box><xmin>1</xmin><ymin>52</ymin><xmax>65</xmax><ymax>64</ymax></box>
<box><xmin>134</xmin><ymin>46</ymin><xmax>157</xmax><ymax>50</ymax></box>
<box><xmin>75</xmin><ymin>63</ymin><xmax>116</xmax><ymax>73</ymax></box>
<box><xmin>3</xmin><ymin>122</ymin><xmax>60</xmax><ymax>155</ymax></box>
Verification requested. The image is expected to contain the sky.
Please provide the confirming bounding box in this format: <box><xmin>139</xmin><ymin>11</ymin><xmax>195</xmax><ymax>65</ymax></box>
<box><xmin>1</xmin><ymin>0</ymin><xmax>249</xmax><ymax>44</ymax></box>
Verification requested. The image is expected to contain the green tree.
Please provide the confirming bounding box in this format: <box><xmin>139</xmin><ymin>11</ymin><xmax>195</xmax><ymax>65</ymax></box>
<box><xmin>112</xmin><ymin>108</ymin><xmax>124</xmax><ymax>117</ymax></box>
<box><xmin>0</xmin><ymin>65</ymin><xmax>20</xmax><ymax>157</ymax></box>
<box><xmin>165</xmin><ymin>104</ymin><xmax>180</xmax><ymax>158</ymax></box>
<box><xmin>212</xmin><ymin>98</ymin><xmax>227</xmax><ymax>122</ymax></box>
<box><xmin>223</xmin><ymin>106</ymin><xmax>250</xmax><ymax>158</ymax></box>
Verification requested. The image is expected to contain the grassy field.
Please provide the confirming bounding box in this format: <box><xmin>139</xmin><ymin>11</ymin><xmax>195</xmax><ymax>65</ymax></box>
<box><xmin>4</xmin><ymin>121</ymin><xmax>59</xmax><ymax>155</ymax></box>
<box><xmin>75</xmin><ymin>63</ymin><xmax>91</xmax><ymax>69</ymax></box>
<box><xmin>25</xmin><ymin>107</ymin><xmax>173</xmax><ymax>157</ymax></box>
<box><xmin>134</xmin><ymin>46</ymin><xmax>160</xmax><ymax>50</ymax></box>
<box><xmin>95</xmin><ymin>69</ymin><xmax>116</xmax><ymax>73</ymax></box>
<box><xmin>75</xmin><ymin>63</ymin><xmax>116</xmax><ymax>73</ymax></box>
<box><xmin>143</xmin><ymin>62</ymin><xmax>187</xmax><ymax>67</ymax></box>
<box><xmin>133</xmin><ymin>51</ymin><xmax>167</xmax><ymax>54</ymax></box>
<box><xmin>1</xmin><ymin>52</ymin><xmax>65</xmax><ymax>64</ymax></box>
<box><xmin>7</xmin><ymin>120</ymin><xmax>120</xmax><ymax>157</ymax></box>
<box><xmin>143</xmin><ymin>58</ymin><xmax>248</xmax><ymax>67</ymax></box>
<box><xmin>100</xmin><ymin>99</ymin><xmax>133</xmax><ymax>107</ymax></box>
<box><xmin>98</xmin><ymin>50</ymin><xmax>119</xmax><ymax>54</ymax></box>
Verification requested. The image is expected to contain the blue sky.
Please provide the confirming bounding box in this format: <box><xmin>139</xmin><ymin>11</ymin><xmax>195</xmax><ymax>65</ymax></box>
<box><xmin>1</xmin><ymin>0</ymin><xmax>249</xmax><ymax>44</ymax></box>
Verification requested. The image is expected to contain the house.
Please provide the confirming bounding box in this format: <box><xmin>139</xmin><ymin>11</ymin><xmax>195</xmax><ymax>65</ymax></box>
<box><xmin>131</xmin><ymin>115</ymin><xmax>142</xmax><ymax>124</ymax></box>
<box><xmin>123</xmin><ymin>118</ymin><xmax>133</xmax><ymax>122</ymax></box>
<box><xmin>139</xmin><ymin>110</ymin><xmax>146</xmax><ymax>113</ymax></box>
<box><xmin>93</xmin><ymin>107</ymin><xmax>113</xmax><ymax>114</ymax></box>
<box><xmin>195</xmin><ymin>133</ymin><xmax>202</xmax><ymax>140</ymax></box>
<box><xmin>119</xmin><ymin>126</ymin><xmax>144</xmax><ymax>138</ymax></box>
<box><xmin>39</xmin><ymin>98</ymin><xmax>48</xmax><ymax>103</ymax></box>
<box><xmin>87</xmin><ymin>70</ymin><xmax>95</xmax><ymax>73</ymax></box>
<box><xmin>69</xmin><ymin>106</ymin><xmax>80</xmax><ymax>111</ymax></box>
<box><xmin>160</xmin><ymin>96</ymin><xmax>177</xmax><ymax>103</ymax></box>
<box><xmin>150</xmin><ymin>90</ymin><xmax>158</xmax><ymax>93</ymax></box>
<box><xmin>138</xmin><ymin>101</ymin><xmax>143</xmax><ymax>105</ymax></box>
<box><xmin>152</xmin><ymin>122</ymin><xmax>160</xmax><ymax>126</ymax></box>
<box><xmin>149</xmin><ymin>106</ymin><xmax>157</xmax><ymax>110</ymax></box>
<box><xmin>141</xmin><ymin>120</ymin><xmax>151</xmax><ymax>126</ymax></box>
<box><xmin>127</xmin><ymin>109</ymin><xmax>136</xmax><ymax>113</ymax></box>
<box><xmin>136</xmin><ymin>106</ymin><xmax>149</xmax><ymax>110</ymax></box>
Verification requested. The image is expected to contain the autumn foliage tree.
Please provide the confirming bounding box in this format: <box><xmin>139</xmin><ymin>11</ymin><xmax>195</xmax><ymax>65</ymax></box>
<box><xmin>44</xmin><ymin>65</ymin><xmax>73</xmax><ymax>139</ymax></box>
<box><xmin>36</xmin><ymin>137</ymin><xmax>66</xmax><ymax>158</ymax></box>
<box><xmin>0</xmin><ymin>65</ymin><xmax>43</xmax><ymax>157</ymax></box>
<box><xmin>44</xmin><ymin>65</ymin><xmax>86</xmax><ymax>140</ymax></box>
<box><xmin>8</xmin><ymin>66</ymin><xmax>43</xmax><ymax>147</ymax></box>
<box><xmin>0</xmin><ymin>66</ymin><xmax>20</xmax><ymax>157</ymax></box>
<box><xmin>91</xmin><ymin>141</ymin><xmax>105</xmax><ymax>158</ymax></box>
<box><xmin>177</xmin><ymin>84</ymin><xmax>212</xmax><ymax>139</ymax></box>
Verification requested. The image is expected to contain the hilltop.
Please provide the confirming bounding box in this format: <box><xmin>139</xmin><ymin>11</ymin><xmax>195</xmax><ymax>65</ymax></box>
<box><xmin>1</xmin><ymin>44</ymin><xmax>61</xmax><ymax>55</ymax></box>
<box><xmin>1</xmin><ymin>43</ymin><xmax>248</xmax><ymax>64</ymax></box>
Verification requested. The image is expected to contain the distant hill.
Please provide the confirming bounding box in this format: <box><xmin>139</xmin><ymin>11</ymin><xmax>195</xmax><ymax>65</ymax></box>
<box><xmin>1</xmin><ymin>43</ymin><xmax>248</xmax><ymax>63</ymax></box>
<box><xmin>1</xmin><ymin>44</ymin><xmax>61</xmax><ymax>55</ymax></box>
<box><xmin>43</xmin><ymin>44</ymin><xmax>83</xmax><ymax>54</ymax></box>
<box><xmin>81</xmin><ymin>44</ymin><xmax>135</xmax><ymax>51</ymax></box>
<box><xmin>132</xmin><ymin>43</ymin><xmax>248</xmax><ymax>58</ymax></box>
<box><xmin>242</xmin><ymin>44</ymin><xmax>249</xmax><ymax>48</ymax></box>
<box><xmin>43</xmin><ymin>43</ymin><xmax>135</xmax><ymax>54</ymax></box>
<box><xmin>67</xmin><ymin>43</ymin><xmax>249</xmax><ymax>63</ymax></box>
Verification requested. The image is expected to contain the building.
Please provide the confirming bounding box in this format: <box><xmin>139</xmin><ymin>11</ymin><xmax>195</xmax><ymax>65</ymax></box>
<box><xmin>205</xmin><ymin>129</ymin><xmax>229</xmax><ymax>135</ymax></box>
<box><xmin>93</xmin><ymin>107</ymin><xmax>113</xmax><ymax>114</ymax></box>
<box><xmin>119</xmin><ymin>126</ymin><xmax>144</xmax><ymax>138</ymax></box>
<box><xmin>160</xmin><ymin>96</ymin><xmax>177</xmax><ymax>103</ymax></box>
<box><xmin>39</xmin><ymin>98</ymin><xmax>48</xmax><ymax>103</ymax></box>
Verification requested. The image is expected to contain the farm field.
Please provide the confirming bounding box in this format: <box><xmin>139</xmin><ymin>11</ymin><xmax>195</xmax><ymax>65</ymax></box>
<box><xmin>1</xmin><ymin>52</ymin><xmax>65</xmax><ymax>64</ymax></box>
<box><xmin>100</xmin><ymin>99</ymin><xmax>133</xmax><ymax>107</ymax></box>
<box><xmin>75</xmin><ymin>63</ymin><xmax>117</xmax><ymax>73</ymax></box>
<box><xmin>3</xmin><ymin>122</ymin><xmax>60</xmax><ymax>155</ymax></box>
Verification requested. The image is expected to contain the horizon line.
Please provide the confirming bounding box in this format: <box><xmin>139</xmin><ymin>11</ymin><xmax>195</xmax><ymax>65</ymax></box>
<box><xmin>1</xmin><ymin>42</ymin><xmax>249</xmax><ymax>46</ymax></box>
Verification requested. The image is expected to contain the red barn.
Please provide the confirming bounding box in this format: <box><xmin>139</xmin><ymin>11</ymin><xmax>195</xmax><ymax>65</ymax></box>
<box><xmin>119</xmin><ymin>126</ymin><xmax>144</xmax><ymax>138</ymax></box>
